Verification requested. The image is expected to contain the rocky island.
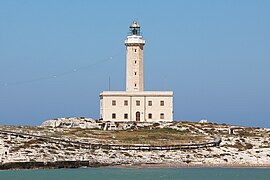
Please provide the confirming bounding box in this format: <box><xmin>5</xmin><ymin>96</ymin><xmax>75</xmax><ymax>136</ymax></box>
<box><xmin>0</xmin><ymin>118</ymin><xmax>270</xmax><ymax>170</ymax></box>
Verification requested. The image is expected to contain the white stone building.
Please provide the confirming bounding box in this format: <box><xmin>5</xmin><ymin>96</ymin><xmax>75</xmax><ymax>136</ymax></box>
<box><xmin>100</xmin><ymin>21</ymin><xmax>173</xmax><ymax>122</ymax></box>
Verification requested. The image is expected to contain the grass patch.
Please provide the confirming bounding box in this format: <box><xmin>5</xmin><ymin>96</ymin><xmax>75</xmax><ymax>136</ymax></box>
<box><xmin>112</xmin><ymin>128</ymin><xmax>206</xmax><ymax>145</ymax></box>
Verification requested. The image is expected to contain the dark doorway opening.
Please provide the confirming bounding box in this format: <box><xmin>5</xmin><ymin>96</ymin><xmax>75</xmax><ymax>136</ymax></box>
<box><xmin>136</xmin><ymin>111</ymin><xmax>140</xmax><ymax>122</ymax></box>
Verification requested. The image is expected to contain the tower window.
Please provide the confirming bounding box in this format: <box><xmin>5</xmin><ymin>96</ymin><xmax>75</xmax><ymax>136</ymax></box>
<box><xmin>160</xmin><ymin>113</ymin><xmax>164</xmax><ymax>119</ymax></box>
<box><xmin>136</xmin><ymin>100</ymin><xmax>140</xmax><ymax>106</ymax></box>
<box><xmin>124</xmin><ymin>100</ymin><xmax>128</xmax><ymax>106</ymax></box>
<box><xmin>148</xmin><ymin>113</ymin><xmax>152</xmax><ymax>119</ymax></box>
<box><xmin>135</xmin><ymin>60</ymin><xmax>137</xmax><ymax>64</ymax></box>
<box><xmin>135</xmin><ymin>72</ymin><xmax>137</xmax><ymax>75</ymax></box>
<box><xmin>148</xmin><ymin>101</ymin><xmax>152</xmax><ymax>106</ymax></box>
<box><xmin>135</xmin><ymin>49</ymin><xmax>137</xmax><ymax>52</ymax></box>
<box><xmin>135</xmin><ymin>83</ymin><xmax>137</xmax><ymax>87</ymax></box>
<box><xmin>112</xmin><ymin>100</ymin><xmax>116</xmax><ymax>106</ymax></box>
<box><xmin>160</xmin><ymin>100</ymin><xmax>164</xmax><ymax>106</ymax></box>
<box><xmin>124</xmin><ymin>113</ymin><xmax>128</xmax><ymax>119</ymax></box>
<box><xmin>112</xmin><ymin>113</ymin><xmax>116</xmax><ymax>119</ymax></box>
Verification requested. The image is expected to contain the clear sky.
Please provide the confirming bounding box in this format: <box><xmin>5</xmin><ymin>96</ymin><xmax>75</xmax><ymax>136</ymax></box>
<box><xmin>0</xmin><ymin>0</ymin><xmax>269</xmax><ymax>127</ymax></box>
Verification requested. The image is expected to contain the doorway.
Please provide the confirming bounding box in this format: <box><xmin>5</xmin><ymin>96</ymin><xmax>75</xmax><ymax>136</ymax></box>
<box><xmin>136</xmin><ymin>111</ymin><xmax>140</xmax><ymax>122</ymax></box>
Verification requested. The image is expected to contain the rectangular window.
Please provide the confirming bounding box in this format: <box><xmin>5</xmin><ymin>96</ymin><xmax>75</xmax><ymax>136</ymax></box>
<box><xmin>135</xmin><ymin>83</ymin><xmax>137</xmax><ymax>87</ymax></box>
<box><xmin>112</xmin><ymin>113</ymin><xmax>116</xmax><ymax>119</ymax></box>
<box><xmin>136</xmin><ymin>100</ymin><xmax>140</xmax><ymax>106</ymax></box>
<box><xmin>160</xmin><ymin>113</ymin><xmax>164</xmax><ymax>119</ymax></box>
<box><xmin>135</xmin><ymin>72</ymin><xmax>137</xmax><ymax>75</ymax></box>
<box><xmin>135</xmin><ymin>49</ymin><xmax>137</xmax><ymax>52</ymax></box>
<box><xmin>148</xmin><ymin>101</ymin><xmax>152</xmax><ymax>106</ymax></box>
<box><xmin>124</xmin><ymin>113</ymin><xmax>128</xmax><ymax>119</ymax></box>
<box><xmin>160</xmin><ymin>100</ymin><xmax>164</xmax><ymax>106</ymax></box>
<box><xmin>124</xmin><ymin>100</ymin><xmax>128</xmax><ymax>106</ymax></box>
<box><xmin>148</xmin><ymin>113</ymin><xmax>152</xmax><ymax>119</ymax></box>
<box><xmin>112</xmin><ymin>100</ymin><xmax>116</xmax><ymax>106</ymax></box>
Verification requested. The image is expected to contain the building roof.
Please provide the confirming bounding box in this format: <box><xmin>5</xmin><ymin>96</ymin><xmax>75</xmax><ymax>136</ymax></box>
<box><xmin>100</xmin><ymin>91</ymin><xmax>173</xmax><ymax>97</ymax></box>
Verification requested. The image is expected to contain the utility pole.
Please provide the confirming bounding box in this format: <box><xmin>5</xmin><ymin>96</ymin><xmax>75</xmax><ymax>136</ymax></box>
<box><xmin>109</xmin><ymin>76</ymin><xmax>111</xmax><ymax>91</ymax></box>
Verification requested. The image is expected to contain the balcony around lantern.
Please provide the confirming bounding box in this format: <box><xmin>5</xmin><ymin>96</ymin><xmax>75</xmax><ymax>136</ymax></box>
<box><xmin>125</xmin><ymin>35</ymin><xmax>145</xmax><ymax>45</ymax></box>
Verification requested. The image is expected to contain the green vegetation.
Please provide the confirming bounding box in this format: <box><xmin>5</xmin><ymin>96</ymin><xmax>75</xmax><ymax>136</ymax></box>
<box><xmin>111</xmin><ymin>128</ymin><xmax>206</xmax><ymax>145</ymax></box>
<box><xmin>0</xmin><ymin>124</ymin><xmax>209</xmax><ymax>146</ymax></box>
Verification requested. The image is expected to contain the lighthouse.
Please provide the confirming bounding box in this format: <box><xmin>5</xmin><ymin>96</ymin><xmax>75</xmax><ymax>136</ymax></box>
<box><xmin>99</xmin><ymin>21</ymin><xmax>173</xmax><ymax>122</ymax></box>
<box><xmin>125</xmin><ymin>21</ymin><xmax>145</xmax><ymax>92</ymax></box>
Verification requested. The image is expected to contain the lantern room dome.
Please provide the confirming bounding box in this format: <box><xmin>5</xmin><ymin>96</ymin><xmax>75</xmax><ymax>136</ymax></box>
<box><xmin>129</xmin><ymin>21</ymin><xmax>140</xmax><ymax>28</ymax></box>
<box><xmin>129</xmin><ymin>21</ymin><xmax>141</xmax><ymax>36</ymax></box>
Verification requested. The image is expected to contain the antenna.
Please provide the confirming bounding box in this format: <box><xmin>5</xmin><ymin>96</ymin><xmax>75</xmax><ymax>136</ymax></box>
<box><xmin>109</xmin><ymin>76</ymin><xmax>111</xmax><ymax>91</ymax></box>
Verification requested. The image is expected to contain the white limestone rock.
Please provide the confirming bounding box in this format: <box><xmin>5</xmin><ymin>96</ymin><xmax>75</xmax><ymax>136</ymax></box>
<box><xmin>41</xmin><ymin>117</ymin><xmax>100</xmax><ymax>129</ymax></box>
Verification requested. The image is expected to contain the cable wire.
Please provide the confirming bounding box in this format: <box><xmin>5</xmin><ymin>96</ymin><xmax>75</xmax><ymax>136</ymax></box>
<box><xmin>0</xmin><ymin>51</ymin><xmax>124</xmax><ymax>88</ymax></box>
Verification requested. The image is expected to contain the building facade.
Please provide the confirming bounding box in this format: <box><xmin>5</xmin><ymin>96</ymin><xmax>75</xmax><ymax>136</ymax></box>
<box><xmin>100</xmin><ymin>21</ymin><xmax>173</xmax><ymax>122</ymax></box>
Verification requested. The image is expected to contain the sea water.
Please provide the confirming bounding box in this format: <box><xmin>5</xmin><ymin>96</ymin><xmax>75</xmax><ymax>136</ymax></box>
<box><xmin>0</xmin><ymin>168</ymin><xmax>270</xmax><ymax>180</ymax></box>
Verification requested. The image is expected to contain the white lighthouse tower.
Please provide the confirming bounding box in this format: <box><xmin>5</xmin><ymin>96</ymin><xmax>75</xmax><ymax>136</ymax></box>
<box><xmin>100</xmin><ymin>21</ymin><xmax>173</xmax><ymax>122</ymax></box>
<box><xmin>125</xmin><ymin>21</ymin><xmax>145</xmax><ymax>92</ymax></box>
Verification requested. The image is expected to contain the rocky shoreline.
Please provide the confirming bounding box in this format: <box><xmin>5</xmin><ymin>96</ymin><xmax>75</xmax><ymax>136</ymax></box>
<box><xmin>1</xmin><ymin>120</ymin><xmax>270</xmax><ymax>170</ymax></box>
<box><xmin>0</xmin><ymin>160</ymin><xmax>111</xmax><ymax>170</ymax></box>
<box><xmin>1</xmin><ymin>161</ymin><xmax>270</xmax><ymax>170</ymax></box>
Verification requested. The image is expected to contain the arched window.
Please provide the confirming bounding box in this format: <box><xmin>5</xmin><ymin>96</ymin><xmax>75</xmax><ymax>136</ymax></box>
<box><xmin>160</xmin><ymin>113</ymin><xmax>164</xmax><ymax>119</ymax></box>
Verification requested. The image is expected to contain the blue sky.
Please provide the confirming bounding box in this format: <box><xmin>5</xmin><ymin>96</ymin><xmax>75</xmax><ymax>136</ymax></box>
<box><xmin>0</xmin><ymin>0</ymin><xmax>269</xmax><ymax>127</ymax></box>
